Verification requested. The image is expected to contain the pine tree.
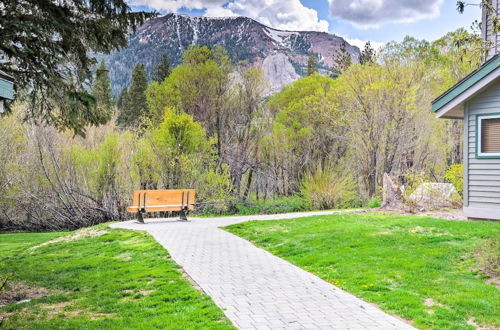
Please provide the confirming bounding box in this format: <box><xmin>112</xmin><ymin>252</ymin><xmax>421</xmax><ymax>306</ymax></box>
<box><xmin>331</xmin><ymin>41</ymin><xmax>352</xmax><ymax>78</ymax></box>
<box><xmin>1</xmin><ymin>0</ymin><xmax>154</xmax><ymax>136</ymax></box>
<box><xmin>117</xmin><ymin>87</ymin><xmax>128</xmax><ymax>114</ymax></box>
<box><xmin>152</xmin><ymin>54</ymin><xmax>172</xmax><ymax>83</ymax></box>
<box><xmin>306</xmin><ymin>51</ymin><xmax>318</xmax><ymax>76</ymax></box>
<box><xmin>118</xmin><ymin>64</ymin><xmax>148</xmax><ymax>127</ymax></box>
<box><xmin>91</xmin><ymin>59</ymin><xmax>113</xmax><ymax>122</ymax></box>
<box><xmin>360</xmin><ymin>41</ymin><xmax>376</xmax><ymax>65</ymax></box>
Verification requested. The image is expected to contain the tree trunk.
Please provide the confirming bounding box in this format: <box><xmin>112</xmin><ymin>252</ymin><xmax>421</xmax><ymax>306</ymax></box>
<box><xmin>380</xmin><ymin>173</ymin><xmax>414</xmax><ymax>212</ymax></box>
<box><xmin>243</xmin><ymin>169</ymin><xmax>253</xmax><ymax>201</ymax></box>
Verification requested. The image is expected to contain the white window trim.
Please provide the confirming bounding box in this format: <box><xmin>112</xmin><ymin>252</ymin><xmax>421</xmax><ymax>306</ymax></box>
<box><xmin>477</xmin><ymin>113</ymin><xmax>500</xmax><ymax>157</ymax></box>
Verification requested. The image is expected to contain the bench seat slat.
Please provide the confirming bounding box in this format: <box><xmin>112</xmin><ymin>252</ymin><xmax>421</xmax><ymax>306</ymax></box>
<box><xmin>127</xmin><ymin>189</ymin><xmax>196</xmax><ymax>213</ymax></box>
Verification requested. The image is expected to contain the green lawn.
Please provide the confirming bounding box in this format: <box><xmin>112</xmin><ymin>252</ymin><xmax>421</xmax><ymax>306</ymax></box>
<box><xmin>225</xmin><ymin>213</ymin><xmax>499</xmax><ymax>330</ymax></box>
<box><xmin>0</xmin><ymin>225</ymin><xmax>233</xmax><ymax>329</ymax></box>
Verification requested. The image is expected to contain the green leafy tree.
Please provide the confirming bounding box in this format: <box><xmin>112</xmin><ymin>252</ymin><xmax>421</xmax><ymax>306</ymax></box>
<box><xmin>152</xmin><ymin>54</ymin><xmax>172</xmax><ymax>83</ymax></box>
<box><xmin>306</xmin><ymin>51</ymin><xmax>318</xmax><ymax>75</ymax></box>
<box><xmin>456</xmin><ymin>1</ymin><xmax>498</xmax><ymax>61</ymax></box>
<box><xmin>265</xmin><ymin>74</ymin><xmax>347</xmax><ymax>194</ymax></box>
<box><xmin>0</xmin><ymin>0</ymin><xmax>154</xmax><ymax>136</ymax></box>
<box><xmin>118</xmin><ymin>64</ymin><xmax>148</xmax><ymax>127</ymax></box>
<box><xmin>331</xmin><ymin>41</ymin><xmax>352</xmax><ymax>78</ymax></box>
<box><xmin>445</xmin><ymin>164</ymin><xmax>464</xmax><ymax>196</ymax></box>
<box><xmin>148</xmin><ymin>108</ymin><xmax>213</xmax><ymax>189</ymax></box>
<box><xmin>91</xmin><ymin>60</ymin><xmax>113</xmax><ymax>123</ymax></box>
<box><xmin>146</xmin><ymin>45</ymin><xmax>233</xmax><ymax>158</ymax></box>
<box><xmin>359</xmin><ymin>42</ymin><xmax>376</xmax><ymax>65</ymax></box>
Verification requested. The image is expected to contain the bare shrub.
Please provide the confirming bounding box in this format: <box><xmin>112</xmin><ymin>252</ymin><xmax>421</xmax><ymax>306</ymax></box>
<box><xmin>300</xmin><ymin>164</ymin><xmax>359</xmax><ymax>210</ymax></box>
<box><xmin>0</xmin><ymin>110</ymin><xmax>135</xmax><ymax>231</ymax></box>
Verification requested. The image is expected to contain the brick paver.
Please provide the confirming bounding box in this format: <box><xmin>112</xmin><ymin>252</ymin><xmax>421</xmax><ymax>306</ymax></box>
<box><xmin>111</xmin><ymin>211</ymin><xmax>415</xmax><ymax>329</ymax></box>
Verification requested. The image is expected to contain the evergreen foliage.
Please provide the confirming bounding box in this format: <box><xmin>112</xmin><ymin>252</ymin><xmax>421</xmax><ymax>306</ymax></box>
<box><xmin>306</xmin><ymin>52</ymin><xmax>318</xmax><ymax>76</ymax></box>
<box><xmin>359</xmin><ymin>42</ymin><xmax>376</xmax><ymax>65</ymax></box>
<box><xmin>117</xmin><ymin>87</ymin><xmax>129</xmax><ymax>112</ymax></box>
<box><xmin>91</xmin><ymin>60</ymin><xmax>114</xmax><ymax>123</ymax></box>
<box><xmin>0</xmin><ymin>0</ymin><xmax>154</xmax><ymax>136</ymax></box>
<box><xmin>118</xmin><ymin>64</ymin><xmax>148</xmax><ymax>127</ymax></box>
<box><xmin>152</xmin><ymin>54</ymin><xmax>172</xmax><ymax>83</ymax></box>
<box><xmin>331</xmin><ymin>41</ymin><xmax>352</xmax><ymax>78</ymax></box>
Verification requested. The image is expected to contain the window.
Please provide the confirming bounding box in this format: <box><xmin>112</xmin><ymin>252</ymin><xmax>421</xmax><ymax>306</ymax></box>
<box><xmin>477</xmin><ymin>113</ymin><xmax>500</xmax><ymax>158</ymax></box>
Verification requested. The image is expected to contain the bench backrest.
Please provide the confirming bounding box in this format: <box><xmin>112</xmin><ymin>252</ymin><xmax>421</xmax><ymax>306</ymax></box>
<box><xmin>127</xmin><ymin>189</ymin><xmax>195</xmax><ymax>213</ymax></box>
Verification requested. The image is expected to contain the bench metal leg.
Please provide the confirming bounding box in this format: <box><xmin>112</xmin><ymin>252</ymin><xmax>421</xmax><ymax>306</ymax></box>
<box><xmin>179</xmin><ymin>209</ymin><xmax>188</xmax><ymax>222</ymax></box>
<box><xmin>136</xmin><ymin>211</ymin><xmax>145</xmax><ymax>224</ymax></box>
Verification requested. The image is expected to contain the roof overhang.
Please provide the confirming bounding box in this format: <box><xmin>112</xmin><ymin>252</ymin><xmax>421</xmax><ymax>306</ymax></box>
<box><xmin>0</xmin><ymin>70</ymin><xmax>14</xmax><ymax>83</ymax></box>
<box><xmin>0</xmin><ymin>70</ymin><xmax>14</xmax><ymax>101</ymax></box>
<box><xmin>432</xmin><ymin>55</ymin><xmax>500</xmax><ymax>119</ymax></box>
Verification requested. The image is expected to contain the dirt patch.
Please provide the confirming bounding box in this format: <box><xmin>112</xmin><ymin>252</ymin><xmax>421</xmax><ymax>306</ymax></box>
<box><xmin>0</xmin><ymin>281</ymin><xmax>52</xmax><ymax>306</ymax></box>
<box><xmin>424</xmin><ymin>298</ymin><xmax>443</xmax><ymax>307</ymax></box>
<box><xmin>474</xmin><ymin>238</ymin><xmax>500</xmax><ymax>289</ymax></box>
<box><xmin>116</xmin><ymin>252</ymin><xmax>132</xmax><ymax>261</ymax></box>
<box><xmin>409</xmin><ymin>226</ymin><xmax>451</xmax><ymax>236</ymax></box>
<box><xmin>424</xmin><ymin>298</ymin><xmax>445</xmax><ymax>315</ymax></box>
<box><xmin>138</xmin><ymin>289</ymin><xmax>153</xmax><ymax>296</ymax></box>
<box><xmin>411</xmin><ymin>226</ymin><xmax>426</xmax><ymax>233</ymax></box>
<box><xmin>361</xmin><ymin>208</ymin><xmax>467</xmax><ymax>221</ymax></box>
<box><xmin>40</xmin><ymin>300</ymin><xmax>113</xmax><ymax>320</ymax></box>
<box><xmin>41</xmin><ymin>301</ymin><xmax>73</xmax><ymax>315</ymax></box>
<box><xmin>417</xmin><ymin>209</ymin><xmax>466</xmax><ymax>221</ymax></box>
<box><xmin>31</xmin><ymin>228</ymin><xmax>108</xmax><ymax>250</ymax></box>
<box><xmin>484</xmin><ymin>276</ymin><xmax>500</xmax><ymax>289</ymax></box>
<box><xmin>467</xmin><ymin>318</ymin><xmax>499</xmax><ymax>330</ymax></box>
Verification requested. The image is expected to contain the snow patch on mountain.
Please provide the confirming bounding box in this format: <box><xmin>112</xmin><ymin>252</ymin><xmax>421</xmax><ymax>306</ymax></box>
<box><xmin>264</xmin><ymin>28</ymin><xmax>298</xmax><ymax>46</ymax></box>
<box><xmin>104</xmin><ymin>13</ymin><xmax>361</xmax><ymax>95</ymax></box>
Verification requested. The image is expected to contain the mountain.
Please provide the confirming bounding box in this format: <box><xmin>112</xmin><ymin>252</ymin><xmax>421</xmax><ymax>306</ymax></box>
<box><xmin>105</xmin><ymin>13</ymin><xmax>361</xmax><ymax>95</ymax></box>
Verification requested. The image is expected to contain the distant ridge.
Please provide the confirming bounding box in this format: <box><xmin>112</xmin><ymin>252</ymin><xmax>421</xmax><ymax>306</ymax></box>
<box><xmin>105</xmin><ymin>13</ymin><xmax>360</xmax><ymax>94</ymax></box>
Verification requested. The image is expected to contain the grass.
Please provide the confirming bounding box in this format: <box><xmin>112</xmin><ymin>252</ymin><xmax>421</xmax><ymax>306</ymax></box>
<box><xmin>0</xmin><ymin>225</ymin><xmax>234</xmax><ymax>329</ymax></box>
<box><xmin>225</xmin><ymin>213</ymin><xmax>500</xmax><ymax>330</ymax></box>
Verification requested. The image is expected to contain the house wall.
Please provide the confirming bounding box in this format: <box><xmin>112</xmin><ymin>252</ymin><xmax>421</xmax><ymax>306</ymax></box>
<box><xmin>483</xmin><ymin>0</ymin><xmax>500</xmax><ymax>61</ymax></box>
<box><xmin>465</xmin><ymin>79</ymin><xmax>500</xmax><ymax>220</ymax></box>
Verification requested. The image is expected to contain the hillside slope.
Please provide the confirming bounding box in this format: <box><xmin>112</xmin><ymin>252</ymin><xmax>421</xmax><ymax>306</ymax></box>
<box><xmin>105</xmin><ymin>13</ymin><xmax>360</xmax><ymax>94</ymax></box>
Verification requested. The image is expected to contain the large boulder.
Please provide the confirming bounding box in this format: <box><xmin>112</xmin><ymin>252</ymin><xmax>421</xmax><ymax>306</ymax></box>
<box><xmin>409</xmin><ymin>183</ymin><xmax>461</xmax><ymax>210</ymax></box>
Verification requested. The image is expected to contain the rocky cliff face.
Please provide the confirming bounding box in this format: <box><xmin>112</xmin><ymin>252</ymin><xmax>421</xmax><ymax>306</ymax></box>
<box><xmin>105</xmin><ymin>13</ymin><xmax>360</xmax><ymax>94</ymax></box>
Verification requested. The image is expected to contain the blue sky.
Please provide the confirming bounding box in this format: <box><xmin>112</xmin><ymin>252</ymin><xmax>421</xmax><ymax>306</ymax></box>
<box><xmin>306</xmin><ymin>0</ymin><xmax>480</xmax><ymax>44</ymax></box>
<box><xmin>129</xmin><ymin>0</ymin><xmax>481</xmax><ymax>48</ymax></box>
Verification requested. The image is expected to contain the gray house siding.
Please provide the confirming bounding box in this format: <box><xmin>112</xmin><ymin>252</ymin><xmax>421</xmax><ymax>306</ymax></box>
<box><xmin>483</xmin><ymin>0</ymin><xmax>500</xmax><ymax>60</ymax></box>
<box><xmin>465</xmin><ymin>80</ymin><xmax>500</xmax><ymax>219</ymax></box>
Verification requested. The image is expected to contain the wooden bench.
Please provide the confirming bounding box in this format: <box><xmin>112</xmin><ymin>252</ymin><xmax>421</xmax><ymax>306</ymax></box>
<box><xmin>127</xmin><ymin>189</ymin><xmax>195</xmax><ymax>223</ymax></box>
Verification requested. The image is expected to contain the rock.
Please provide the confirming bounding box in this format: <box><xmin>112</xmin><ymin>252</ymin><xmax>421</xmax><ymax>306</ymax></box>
<box><xmin>262</xmin><ymin>53</ymin><xmax>300</xmax><ymax>93</ymax></box>
<box><xmin>409</xmin><ymin>183</ymin><xmax>461</xmax><ymax>210</ymax></box>
<box><xmin>103</xmin><ymin>13</ymin><xmax>361</xmax><ymax>95</ymax></box>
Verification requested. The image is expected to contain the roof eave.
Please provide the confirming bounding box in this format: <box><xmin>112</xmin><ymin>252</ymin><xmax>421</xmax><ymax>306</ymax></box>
<box><xmin>0</xmin><ymin>70</ymin><xmax>14</xmax><ymax>83</ymax></box>
<box><xmin>432</xmin><ymin>56</ymin><xmax>500</xmax><ymax>118</ymax></box>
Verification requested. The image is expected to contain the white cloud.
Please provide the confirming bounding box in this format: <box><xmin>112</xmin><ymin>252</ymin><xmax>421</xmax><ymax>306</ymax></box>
<box><xmin>219</xmin><ymin>0</ymin><xmax>329</xmax><ymax>32</ymax></box>
<box><xmin>329</xmin><ymin>0</ymin><xmax>444</xmax><ymax>29</ymax></box>
<box><xmin>128</xmin><ymin>0</ymin><xmax>329</xmax><ymax>32</ymax></box>
<box><xmin>342</xmin><ymin>37</ymin><xmax>384</xmax><ymax>51</ymax></box>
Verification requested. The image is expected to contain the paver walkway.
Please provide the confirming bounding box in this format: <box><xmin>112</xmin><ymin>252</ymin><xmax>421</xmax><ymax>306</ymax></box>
<box><xmin>111</xmin><ymin>211</ymin><xmax>415</xmax><ymax>330</ymax></box>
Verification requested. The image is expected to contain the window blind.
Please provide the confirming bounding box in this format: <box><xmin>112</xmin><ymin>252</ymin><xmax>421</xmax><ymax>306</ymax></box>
<box><xmin>482</xmin><ymin>118</ymin><xmax>500</xmax><ymax>153</ymax></box>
